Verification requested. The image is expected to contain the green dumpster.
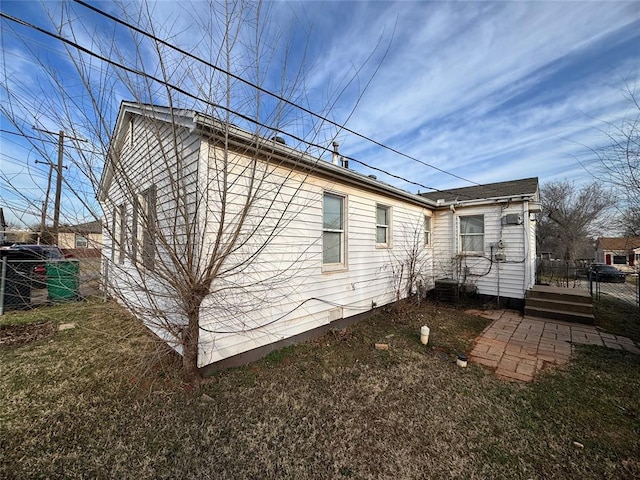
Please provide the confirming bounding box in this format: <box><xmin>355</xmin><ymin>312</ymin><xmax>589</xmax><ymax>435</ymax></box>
<box><xmin>46</xmin><ymin>260</ymin><xmax>80</xmax><ymax>302</ymax></box>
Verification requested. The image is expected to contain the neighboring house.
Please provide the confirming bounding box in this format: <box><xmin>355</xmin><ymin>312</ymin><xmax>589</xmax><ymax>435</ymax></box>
<box><xmin>99</xmin><ymin>102</ymin><xmax>539</xmax><ymax>370</ymax></box>
<box><xmin>421</xmin><ymin>178</ymin><xmax>540</xmax><ymax>308</ymax></box>
<box><xmin>0</xmin><ymin>207</ymin><xmax>6</xmax><ymax>245</ymax></box>
<box><xmin>595</xmin><ymin>237</ymin><xmax>640</xmax><ymax>271</ymax></box>
<box><xmin>58</xmin><ymin>220</ymin><xmax>103</xmax><ymax>255</ymax></box>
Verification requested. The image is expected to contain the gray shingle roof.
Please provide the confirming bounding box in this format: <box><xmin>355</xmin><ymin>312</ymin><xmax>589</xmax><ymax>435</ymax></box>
<box><xmin>58</xmin><ymin>220</ymin><xmax>103</xmax><ymax>234</ymax></box>
<box><xmin>420</xmin><ymin>177</ymin><xmax>538</xmax><ymax>203</ymax></box>
<box><xmin>596</xmin><ymin>237</ymin><xmax>640</xmax><ymax>251</ymax></box>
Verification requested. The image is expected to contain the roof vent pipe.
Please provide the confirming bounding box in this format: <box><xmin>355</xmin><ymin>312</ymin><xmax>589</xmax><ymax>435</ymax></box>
<box><xmin>332</xmin><ymin>141</ymin><xmax>340</xmax><ymax>166</ymax></box>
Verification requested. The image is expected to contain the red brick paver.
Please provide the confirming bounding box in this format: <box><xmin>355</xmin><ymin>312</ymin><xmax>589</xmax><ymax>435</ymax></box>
<box><xmin>466</xmin><ymin>309</ymin><xmax>640</xmax><ymax>382</ymax></box>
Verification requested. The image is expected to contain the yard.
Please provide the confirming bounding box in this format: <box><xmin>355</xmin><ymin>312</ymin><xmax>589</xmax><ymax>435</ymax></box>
<box><xmin>1</xmin><ymin>298</ymin><xmax>639</xmax><ymax>479</ymax></box>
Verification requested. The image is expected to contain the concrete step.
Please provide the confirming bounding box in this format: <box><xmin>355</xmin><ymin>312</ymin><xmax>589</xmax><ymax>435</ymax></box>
<box><xmin>524</xmin><ymin>306</ymin><xmax>595</xmax><ymax>325</ymax></box>
<box><xmin>526</xmin><ymin>297</ymin><xmax>594</xmax><ymax>315</ymax></box>
<box><xmin>526</xmin><ymin>285</ymin><xmax>592</xmax><ymax>304</ymax></box>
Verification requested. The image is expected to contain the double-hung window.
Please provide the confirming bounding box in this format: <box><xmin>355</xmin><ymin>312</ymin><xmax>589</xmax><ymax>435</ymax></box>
<box><xmin>376</xmin><ymin>205</ymin><xmax>391</xmax><ymax>246</ymax></box>
<box><xmin>424</xmin><ymin>215</ymin><xmax>431</xmax><ymax>246</ymax></box>
<box><xmin>133</xmin><ymin>185</ymin><xmax>157</xmax><ymax>270</ymax></box>
<box><xmin>113</xmin><ymin>204</ymin><xmax>126</xmax><ymax>265</ymax></box>
<box><xmin>136</xmin><ymin>185</ymin><xmax>156</xmax><ymax>270</ymax></box>
<box><xmin>323</xmin><ymin>193</ymin><xmax>345</xmax><ymax>266</ymax></box>
<box><xmin>460</xmin><ymin>215</ymin><xmax>484</xmax><ymax>254</ymax></box>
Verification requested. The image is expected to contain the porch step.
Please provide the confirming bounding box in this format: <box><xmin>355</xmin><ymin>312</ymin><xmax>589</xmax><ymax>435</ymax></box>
<box><xmin>524</xmin><ymin>305</ymin><xmax>595</xmax><ymax>324</ymax></box>
<box><xmin>525</xmin><ymin>297</ymin><xmax>594</xmax><ymax>315</ymax></box>
<box><xmin>526</xmin><ymin>285</ymin><xmax>592</xmax><ymax>304</ymax></box>
<box><xmin>525</xmin><ymin>285</ymin><xmax>595</xmax><ymax>324</ymax></box>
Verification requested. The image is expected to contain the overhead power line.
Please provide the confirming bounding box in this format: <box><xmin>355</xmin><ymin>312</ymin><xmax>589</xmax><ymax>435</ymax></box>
<box><xmin>0</xmin><ymin>10</ymin><xmax>526</xmax><ymax>203</ymax></box>
<box><xmin>71</xmin><ymin>0</ymin><xmax>481</xmax><ymax>187</ymax></box>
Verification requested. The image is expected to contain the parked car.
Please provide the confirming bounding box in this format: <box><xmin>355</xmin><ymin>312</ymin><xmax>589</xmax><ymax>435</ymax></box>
<box><xmin>8</xmin><ymin>244</ymin><xmax>67</xmax><ymax>288</ymax></box>
<box><xmin>587</xmin><ymin>263</ymin><xmax>626</xmax><ymax>283</ymax></box>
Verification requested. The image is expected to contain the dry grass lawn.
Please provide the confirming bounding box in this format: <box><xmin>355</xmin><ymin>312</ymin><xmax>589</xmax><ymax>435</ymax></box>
<box><xmin>1</xmin><ymin>298</ymin><xmax>639</xmax><ymax>479</ymax></box>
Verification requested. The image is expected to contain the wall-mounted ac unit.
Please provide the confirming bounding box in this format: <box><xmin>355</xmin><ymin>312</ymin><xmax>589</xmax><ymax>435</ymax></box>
<box><xmin>502</xmin><ymin>214</ymin><xmax>523</xmax><ymax>225</ymax></box>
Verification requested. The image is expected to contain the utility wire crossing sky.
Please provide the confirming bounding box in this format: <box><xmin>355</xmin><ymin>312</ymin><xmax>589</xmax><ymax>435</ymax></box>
<box><xmin>0</xmin><ymin>1</ymin><xmax>638</xmax><ymax>227</ymax></box>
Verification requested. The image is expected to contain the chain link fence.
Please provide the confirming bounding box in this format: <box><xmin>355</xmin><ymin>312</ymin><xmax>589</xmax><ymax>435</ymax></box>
<box><xmin>590</xmin><ymin>271</ymin><xmax>640</xmax><ymax>310</ymax></box>
<box><xmin>0</xmin><ymin>254</ymin><xmax>103</xmax><ymax>315</ymax></box>
<box><xmin>536</xmin><ymin>259</ymin><xmax>639</xmax><ymax>310</ymax></box>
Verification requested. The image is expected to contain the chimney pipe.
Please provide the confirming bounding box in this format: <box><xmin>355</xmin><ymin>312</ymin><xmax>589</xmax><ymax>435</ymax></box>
<box><xmin>332</xmin><ymin>141</ymin><xmax>340</xmax><ymax>166</ymax></box>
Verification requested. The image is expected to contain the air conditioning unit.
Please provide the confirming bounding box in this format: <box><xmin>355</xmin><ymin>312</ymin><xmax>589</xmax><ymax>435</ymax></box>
<box><xmin>502</xmin><ymin>214</ymin><xmax>523</xmax><ymax>225</ymax></box>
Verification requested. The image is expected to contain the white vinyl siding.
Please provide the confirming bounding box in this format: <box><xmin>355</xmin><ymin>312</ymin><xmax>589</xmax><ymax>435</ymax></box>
<box><xmin>197</xmin><ymin>148</ymin><xmax>434</xmax><ymax>366</ymax></box>
<box><xmin>376</xmin><ymin>204</ymin><xmax>391</xmax><ymax>246</ymax></box>
<box><xmin>460</xmin><ymin>215</ymin><xmax>484</xmax><ymax>253</ymax></box>
<box><xmin>432</xmin><ymin>204</ymin><xmax>535</xmax><ymax>301</ymax></box>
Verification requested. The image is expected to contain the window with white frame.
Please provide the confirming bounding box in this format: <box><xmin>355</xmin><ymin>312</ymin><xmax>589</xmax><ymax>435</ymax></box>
<box><xmin>113</xmin><ymin>204</ymin><xmax>126</xmax><ymax>264</ymax></box>
<box><xmin>323</xmin><ymin>192</ymin><xmax>345</xmax><ymax>265</ymax></box>
<box><xmin>134</xmin><ymin>185</ymin><xmax>157</xmax><ymax>270</ymax></box>
<box><xmin>613</xmin><ymin>255</ymin><xmax>626</xmax><ymax>265</ymax></box>
<box><xmin>459</xmin><ymin>215</ymin><xmax>484</xmax><ymax>253</ymax></box>
<box><xmin>75</xmin><ymin>234</ymin><xmax>88</xmax><ymax>248</ymax></box>
<box><xmin>376</xmin><ymin>204</ymin><xmax>391</xmax><ymax>246</ymax></box>
<box><xmin>424</xmin><ymin>215</ymin><xmax>431</xmax><ymax>246</ymax></box>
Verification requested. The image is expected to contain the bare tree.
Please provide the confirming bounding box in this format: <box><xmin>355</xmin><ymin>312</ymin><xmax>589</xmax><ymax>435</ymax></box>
<box><xmin>537</xmin><ymin>181</ymin><xmax>613</xmax><ymax>262</ymax></box>
<box><xmin>1</xmin><ymin>0</ymin><xmax>386</xmax><ymax>383</ymax></box>
<box><xmin>387</xmin><ymin>216</ymin><xmax>431</xmax><ymax>307</ymax></box>
<box><xmin>591</xmin><ymin>86</ymin><xmax>640</xmax><ymax>236</ymax></box>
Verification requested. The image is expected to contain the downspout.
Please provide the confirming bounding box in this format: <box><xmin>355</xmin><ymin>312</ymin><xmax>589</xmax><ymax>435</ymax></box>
<box><xmin>497</xmin><ymin>208</ymin><xmax>504</xmax><ymax>307</ymax></box>
<box><xmin>497</xmin><ymin>254</ymin><xmax>500</xmax><ymax>307</ymax></box>
<box><xmin>523</xmin><ymin>201</ymin><xmax>529</xmax><ymax>295</ymax></box>
<box><xmin>451</xmin><ymin>204</ymin><xmax>457</xmax><ymax>282</ymax></box>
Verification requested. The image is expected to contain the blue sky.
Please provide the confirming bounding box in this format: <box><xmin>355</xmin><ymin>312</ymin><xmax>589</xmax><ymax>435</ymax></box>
<box><xmin>1</xmin><ymin>1</ymin><xmax>639</xmax><ymax>227</ymax></box>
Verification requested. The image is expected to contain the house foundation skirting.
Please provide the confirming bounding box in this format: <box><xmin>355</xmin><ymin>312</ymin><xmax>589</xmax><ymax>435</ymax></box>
<box><xmin>478</xmin><ymin>294</ymin><xmax>525</xmax><ymax>311</ymax></box>
<box><xmin>200</xmin><ymin>309</ymin><xmax>376</xmax><ymax>376</ymax></box>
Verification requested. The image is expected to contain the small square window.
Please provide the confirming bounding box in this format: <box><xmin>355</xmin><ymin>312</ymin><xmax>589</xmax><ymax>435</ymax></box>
<box><xmin>75</xmin><ymin>234</ymin><xmax>88</xmax><ymax>248</ymax></box>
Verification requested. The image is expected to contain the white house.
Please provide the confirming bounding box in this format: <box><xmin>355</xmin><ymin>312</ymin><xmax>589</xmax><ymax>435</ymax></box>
<box><xmin>421</xmin><ymin>178</ymin><xmax>540</xmax><ymax>309</ymax></box>
<box><xmin>99</xmin><ymin>102</ymin><xmax>539</xmax><ymax>371</ymax></box>
<box><xmin>58</xmin><ymin>220</ymin><xmax>103</xmax><ymax>255</ymax></box>
<box><xmin>595</xmin><ymin>237</ymin><xmax>640</xmax><ymax>272</ymax></box>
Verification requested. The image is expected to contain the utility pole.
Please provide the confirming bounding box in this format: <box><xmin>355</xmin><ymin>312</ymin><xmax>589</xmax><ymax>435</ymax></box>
<box><xmin>53</xmin><ymin>130</ymin><xmax>64</xmax><ymax>241</ymax></box>
<box><xmin>34</xmin><ymin>159</ymin><xmax>54</xmax><ymax>245</ymax></box>
<box><xmin>33</xmin><ymin>127</ymin><xmax>86</xmax><ymax>244</ymax></box>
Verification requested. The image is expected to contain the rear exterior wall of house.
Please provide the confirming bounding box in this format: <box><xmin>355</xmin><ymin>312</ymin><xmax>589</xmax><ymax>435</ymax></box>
<box><xmin>431</xmin><ymin>202</ymin><xmax>536</xmax><ymax>304</ymax></box>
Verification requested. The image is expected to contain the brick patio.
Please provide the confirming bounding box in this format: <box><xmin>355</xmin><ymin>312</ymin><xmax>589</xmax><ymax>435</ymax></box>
<box><xmin>466</xmin><ymin>309</ymin><xmax>640</xmax><ymax>382</ymax></box>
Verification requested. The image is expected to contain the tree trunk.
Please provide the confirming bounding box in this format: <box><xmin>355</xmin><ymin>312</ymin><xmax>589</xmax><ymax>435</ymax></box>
<box><xmin>182</xmin><ymin>310</ymin><xmax>202</xmax><ymax>384</ymax></box>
